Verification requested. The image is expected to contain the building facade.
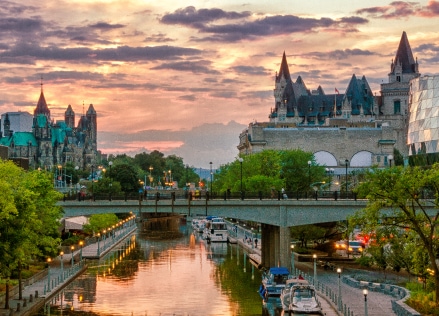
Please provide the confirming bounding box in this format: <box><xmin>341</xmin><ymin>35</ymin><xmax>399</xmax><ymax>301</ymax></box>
<box><xmin>407</xmin><ymin>74</ymin><xmax>439</xmax><ymax>165</ymax></box>
<box><xmin>0</xmin><ymin>86</ymin><xmax>98</xmax><ymax>170</ymax></box>
<box><xmin>238</xmin><ymin>31</ymin><xmax>420</xmax><ymax>169</ymax></box>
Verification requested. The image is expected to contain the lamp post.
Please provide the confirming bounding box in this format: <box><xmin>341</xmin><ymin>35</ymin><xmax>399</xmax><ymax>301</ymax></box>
<box><xmin>47</xmin><ymin>258</ymin><xmax>51</xmax><ymax>292</ymax></box>
<box><xmin>313</xmin><ymin>254</ymin><xmax>317</xmax><ymax>285</ymax></box>
<box><xmin>57</xmin><ymin>165</ymin><xmax>62</xmax><ymax>187</ymax></box>
<box><xmin>91</xmin><ymin>165</ymin><xmax>94</xmax><ymax>199</ymax></box>
<box><xmin>345</xmin><ymin>159</ymin><xmax>349</xmax><ymax>198</ymax></box>
<box><xmin>79</xmin><ymin>241</ymin><xmax>84</xmax><ymax>262</ymax></box>
<box><xmin>337</xmin><ymin>268</ymin><xmax>342</xmax><ymax>310</ymax></box>
<box><xmin>238</xmin><ymin>158</ymin><xmax>243</xmax><ymax>199</ymax></box>
<box><xmin>291</xmin><ymin>244</ymin><xmax>295</xmax><ymax>275</ymax></box>
<box><xmin>209</xmin><ymin>162</ymin><xmax>213</xmax><ymax>194</ymax></box>
<box><xmin>388</xmin><ymin>154</ymin><xmax>394</xmax><ymax>167</ymax></box>
<box><xmin>60</xmin><ymin>251</ymin><xmax>64</xmax><ymax>282</ymax></box>
<box><xmin>363</xmin><ymin>289</ymin><xmax>368</xmax><ymax>316</ymax></box>
<box><xmin>108</xmin><ymin>161</ymin><xmax>113</xmax><ymax>201</ymax></box>
<box><xmin>308</xmin><ymin>160</ymin><xmax>311</xmax><ymax>195</ymax></box>
<box><xmin>71</xmin><ymin>246</ymin><xmax>75</xmax><ymax>266</ymax></box>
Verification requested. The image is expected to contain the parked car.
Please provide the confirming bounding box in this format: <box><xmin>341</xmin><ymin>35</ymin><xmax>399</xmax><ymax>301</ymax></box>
<box><xmin>347</xmin><ymin>240</ymin><xmax>366</xmax><ymax>254</ymax></box>
<box><xmin>334</xmin><ymin>240</ymin><xmax>347</xmax><ymax>250</ymax></box>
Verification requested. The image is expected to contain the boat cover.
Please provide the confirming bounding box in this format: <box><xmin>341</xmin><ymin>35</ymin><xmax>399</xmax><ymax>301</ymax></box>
<box><xmin>269</xmin><ymin>267</ymin><xmax>290</xmax><ymax>275</ymax></box>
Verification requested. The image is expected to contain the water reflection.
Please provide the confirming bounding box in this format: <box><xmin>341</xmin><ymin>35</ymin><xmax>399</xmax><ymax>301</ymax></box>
<box><xmin>36</xmin><ymin>217</ymin><xmax>264</xmax><ymax>316</ymax></box>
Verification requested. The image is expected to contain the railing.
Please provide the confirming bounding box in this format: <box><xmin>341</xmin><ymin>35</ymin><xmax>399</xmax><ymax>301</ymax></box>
<box><xmin>60</xmin><ymin>190</ymin><xmax>361</xmax><ymax>201</ymax></box>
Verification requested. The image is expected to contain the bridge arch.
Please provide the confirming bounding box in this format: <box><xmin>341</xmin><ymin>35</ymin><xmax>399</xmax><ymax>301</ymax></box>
<box><xmin>350</xmin><ymin>151</ymin><xmax>373</xmax><ymax>167</ymax></box>
<box><xmin>314</xmin><ymin>151</ymin><xmax>337</xmax><ymax>167</ymax></box>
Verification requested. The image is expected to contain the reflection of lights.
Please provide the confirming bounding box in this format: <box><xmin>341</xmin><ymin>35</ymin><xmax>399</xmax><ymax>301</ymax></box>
<box><xmin>78</xmin><ymin>295</ymin><xmax>83</xmax><ymax>302</ymax></box>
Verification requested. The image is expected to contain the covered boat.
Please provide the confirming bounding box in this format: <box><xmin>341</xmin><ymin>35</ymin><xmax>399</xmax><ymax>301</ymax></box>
<box><xmin>203</xmin><ymin>217</ymin><xmax>228</xmax><ymax>242</ymax></box>
<box><xmin>259</xmin><ymin>267</ymin><xmax>292</xmax><ymax>299</ymax></box>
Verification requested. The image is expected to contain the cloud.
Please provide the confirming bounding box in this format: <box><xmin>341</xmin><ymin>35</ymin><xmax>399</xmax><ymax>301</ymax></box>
<box><xmin>98</xmin><ymin>121</ymin><xmax>246</xmax><ymax>168</ymax></box>
<box><xmin>160</xmin><ymin>6</ymin><xmax>251</xmax><ymax>27</ymax></box>
<box><xmin>306</xmin><ymin>48</ymin><xmax>377</xmax><ymax>60</ymax></box>
<box><xmin>88</xmin><ymin>22</ymin><xmax>126</xmax><ymax>30</ymax></box>
<box><xmin>150</xmin><ymin>60</ymin><xmax>220</xmax><ymax>74</ymax></box>
<box><xmin>0</xmin><ymin>43</ymin><xmax>202</xmax><ymax>63</ymax></box>
<box><xmin>161</xmin><ymin>7</ymin><xmax>368</xmax><ymax>42</ymax></box>
<box><xmin>356</xmin><ymin>1</ymin><xmax>439</xmax><ymax>19</ymax></box>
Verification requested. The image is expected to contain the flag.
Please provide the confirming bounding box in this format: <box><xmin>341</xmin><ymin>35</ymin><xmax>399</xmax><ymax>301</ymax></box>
<box><xmin>335</xmin><ymin>88</ymin><xmax>339</xmax><ymax>94</ymax></box>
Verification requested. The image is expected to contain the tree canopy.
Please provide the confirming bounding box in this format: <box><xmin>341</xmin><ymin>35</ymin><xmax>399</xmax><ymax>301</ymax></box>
<box><xmin>350</xmin><ymin>163</ymin><xmax>439</xmax><ymax>303</ymax></box>
<box><xmin>0</xmin><ymin>160</ymin><xmax>63</xmax><ymax>303</ymax></box>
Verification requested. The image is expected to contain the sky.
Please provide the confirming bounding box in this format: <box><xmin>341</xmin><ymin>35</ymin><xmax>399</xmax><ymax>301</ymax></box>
<box><xmin>0</xmin><ymin>1</ymin><xmax>439</xmax><ymax>169</ymax></box>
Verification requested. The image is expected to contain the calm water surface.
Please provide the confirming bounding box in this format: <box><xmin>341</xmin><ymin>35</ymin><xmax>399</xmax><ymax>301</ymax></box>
<box><xmin>36</xmin><ymin>217</ymin><xmax>277</xmax><ymax>316</ymax></box>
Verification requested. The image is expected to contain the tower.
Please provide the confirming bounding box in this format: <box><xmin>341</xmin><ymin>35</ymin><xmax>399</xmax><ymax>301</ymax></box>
<box><xmin>65</xmin><ymin>104</ymin><xmax>75</xmax><ymax>129</ymax></box>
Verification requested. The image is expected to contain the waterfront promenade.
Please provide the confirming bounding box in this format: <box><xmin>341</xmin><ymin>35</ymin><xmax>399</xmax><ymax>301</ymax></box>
<box><xmin>0</xmin><ymin>224</ymin><xmax>137</xmax><ymax>316</ymax></box>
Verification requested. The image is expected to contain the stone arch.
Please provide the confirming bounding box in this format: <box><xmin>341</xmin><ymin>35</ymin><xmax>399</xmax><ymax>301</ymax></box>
<box><xmin>314</xmin><ymin>151</ymin><xmax>337</xmax><ymax>166</ymax></box>
<box><xmin>350</xmin><ymin>151</ymin><xmax>373</xmax><ymax>167</ymax></box>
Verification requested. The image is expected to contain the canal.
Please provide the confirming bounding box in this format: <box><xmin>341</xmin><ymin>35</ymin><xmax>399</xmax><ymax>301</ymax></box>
<box><xmin>35</xmin><ymin>217</ymin><xmax>276</xmax><ymax>316</ymax></box>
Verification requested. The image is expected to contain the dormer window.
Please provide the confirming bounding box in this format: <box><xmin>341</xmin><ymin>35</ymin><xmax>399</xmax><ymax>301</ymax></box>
<box><xmin>396</xmin><ymin>76</ymin><xmax>401</xmax><ymax>82</ymax></box>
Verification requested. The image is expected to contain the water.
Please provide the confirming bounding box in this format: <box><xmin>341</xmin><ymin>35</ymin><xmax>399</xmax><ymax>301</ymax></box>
<box><xmin>36</xmin><ymin>217</ymin><xmax>268</xmax><ymax>316</ymax></box>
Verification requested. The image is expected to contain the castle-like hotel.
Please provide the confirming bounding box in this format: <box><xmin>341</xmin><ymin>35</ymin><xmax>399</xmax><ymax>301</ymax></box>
<box><xmin>0</xmin><ymin>85</ymin><xmax>98</xmax><ymax>170</ymax></box>
<box><xmin>238</xmin><ymin>31</ymin><xmax>439</xmax><ymax>168</ymax></box>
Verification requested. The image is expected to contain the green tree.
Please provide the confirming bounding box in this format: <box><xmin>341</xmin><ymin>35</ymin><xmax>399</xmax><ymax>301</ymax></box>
<box><xmin>111</xmin><ymin>163</ymin><xmax>140</xmax><ymax>193</ymax></box>
<box><xmin>0</xmin><ymin>161</ymin><xmax>63</xmax><ymax>307</ymax></box>
<box><xmin>82</xmin><ymin>214</ymin><xmax>119</xmax><ymax>235</ymax></box>
<box><xmin>351</xmin><ymin>164</ymin><xmax>439</xmax><ymax>304</ymax></box>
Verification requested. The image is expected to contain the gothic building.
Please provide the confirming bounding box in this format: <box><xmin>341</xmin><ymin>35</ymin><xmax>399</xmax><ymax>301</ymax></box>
<box><xmin>238</xmin><ymin>31</ymin><xmax>420</xmax><ymax>168</ymax></box>
<box><xmin>0</xmin><ymin>85</ymin><xmax>98</xmax><ymax>170</ymax></box>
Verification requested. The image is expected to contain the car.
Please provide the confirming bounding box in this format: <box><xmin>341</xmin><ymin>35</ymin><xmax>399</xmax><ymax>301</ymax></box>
<box><xmin>334</xmin><ymin>240</ymin><xmax>347</xmax><ymax>250</ymax></box>
<box><xmin>347</xmin><ymin>240</ymin><xmax>366</xmax><ymax>254</ymax></box>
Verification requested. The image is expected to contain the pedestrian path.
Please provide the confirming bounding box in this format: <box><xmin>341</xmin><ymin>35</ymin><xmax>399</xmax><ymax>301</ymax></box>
<box><xmin>0</xmin><ymin>224</ymin><xmax>137</xmax><ymax>316</ymax></box>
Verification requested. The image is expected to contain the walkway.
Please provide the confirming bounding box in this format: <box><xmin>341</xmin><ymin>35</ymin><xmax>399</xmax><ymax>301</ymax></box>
<box><xmin>0</xmin><ymin>224</ymin><xmax>137</xmax><ymax>316</ymax></box>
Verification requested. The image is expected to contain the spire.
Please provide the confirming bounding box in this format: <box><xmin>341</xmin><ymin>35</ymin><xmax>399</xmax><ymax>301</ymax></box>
<box><xmin>277</xmin><ymin>51</ymin><xmax>291</xmax><ymax>82</ymax></box>
<box><xmin>34</xmin><ymin>77</ymin><xmax>50</xmax><ymax>118</ymax></box>
<box><xmin>391</xmin><ymin>31</ymin><xmax>417</xmax><ymax>74</ymax></box>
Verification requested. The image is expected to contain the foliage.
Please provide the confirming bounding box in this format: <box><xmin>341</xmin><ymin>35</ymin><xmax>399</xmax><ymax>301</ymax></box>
<box><xmin>111</xmin><ymin>163</ymin><xmax>141</xmax><ymax>193</ymax></box>
<box><xmin>213</xmin><ymin>149</ymin><xmax>324</xmax><ymax>194</ymax></box>
<box><xmin>290</xmin><ymin>224</ymin><xmax>327</xmax><ymax>248</ymax></box>
<box><xmin>82</xmin><ymin>214</ymin><xmax>120</xmax><ymax>235</ymax></box>
<box><xmin>0</xmin><ymin>160</ymin><xmax>63</xmax><ymax>305</ymax></box>
<box><xmin>350</xmin><ymin>163</ymin><xmax>439</xmax><ymax>303</ymax></box>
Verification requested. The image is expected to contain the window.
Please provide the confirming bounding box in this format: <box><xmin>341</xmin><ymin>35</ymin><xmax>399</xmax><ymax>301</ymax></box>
<box><xmin>394</xmin><ymin>100</ymin><xmax>401</xmax><ymax>114</ymax></box>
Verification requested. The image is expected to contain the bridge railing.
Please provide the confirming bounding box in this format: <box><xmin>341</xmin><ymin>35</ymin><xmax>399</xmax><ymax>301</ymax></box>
<box><xmin>60</xmin><ymin>189</ymin><xmax>361</xmax><ymax>201</ymax></box>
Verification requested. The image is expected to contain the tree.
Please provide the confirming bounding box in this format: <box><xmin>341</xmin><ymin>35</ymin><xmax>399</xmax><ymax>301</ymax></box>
<box><xmin>351</xmin><ymin>164</ymin><xmax>439</xmax><ymax>304</ymax></box>
<box><xmin>82</xmin><ymin>214</ymin><xmax>119</xmax><ymax>235</ymax></box>
<box><xmin>0</xmin><ymin>161</ymin><xmax>63</xmax><ymax>307</ymax></box>
<box><xmin>111</xmin><ymin>163</ymin><xmax>140</xmax><ymax>193</ymax></box>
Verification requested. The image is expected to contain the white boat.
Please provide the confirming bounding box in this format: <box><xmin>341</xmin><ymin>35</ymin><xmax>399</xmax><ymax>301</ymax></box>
<box><xmin>203</xmin><ymin>216</ymin><xmax>228</xmax><ymax>242</ymax></box>
<box><xmin>280</xmin><ymin>279</ymin><xmax>322</xmax><ymax>315</ymax></box>
<box><xmin>259</xmin><ymin>267</ymin><xmax>292</xmax><ymax>299</ymax></box>
<box><xmin>191</xmin><ymin>218</ymin><xmax>207</xmax><ymax>233</ymax></box>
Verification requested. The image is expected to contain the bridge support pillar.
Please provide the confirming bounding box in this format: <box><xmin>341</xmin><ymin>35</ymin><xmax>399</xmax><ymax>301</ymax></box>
<box><xmin>260</xmin><ymin>224</ymin><xmax>290</xmax><ymax>269</ymax></box>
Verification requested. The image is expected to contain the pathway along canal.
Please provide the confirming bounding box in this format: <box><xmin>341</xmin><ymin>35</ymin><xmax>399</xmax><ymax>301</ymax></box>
<box><xmin>34</xmin><ymin>217</ymin><xmax>274</xmax><ymax>316</ymax></box>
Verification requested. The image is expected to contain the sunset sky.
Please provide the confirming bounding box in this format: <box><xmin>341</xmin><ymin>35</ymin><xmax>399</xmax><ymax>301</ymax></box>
<box><xmin>1</xmin><ymin>0</ymin><xmax>439</xmax><ymax>168</ymax></box>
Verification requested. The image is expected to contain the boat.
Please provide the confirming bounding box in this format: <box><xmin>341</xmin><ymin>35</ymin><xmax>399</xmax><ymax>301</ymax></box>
<box><xmin>259</xmin><ymin>267</ymin><xmax>292</xmax><ymax>299</ymax></box>
<box><xmin>191</xmin><ymin>217</ymin><xmax>207</xmax><ymax>233</ymax></box>
<box><xmin>203</xmin><ymin>216</ymin><xmax>228</xmax><ymax>243</ymax></box>
<box><xmin>280</xmin><ymin>279</ymin><xmax>323</xmax><ymax>315</ymax></box>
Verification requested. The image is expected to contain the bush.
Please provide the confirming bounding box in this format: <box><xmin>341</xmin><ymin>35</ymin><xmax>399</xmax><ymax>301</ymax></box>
<box><xmin>405</xmin><ymin>281</ymin><xmax>439</xmax><ymax>315</ymax></box>
<box><xmin>356</xmin><ymin>255</ymin><xmax>373</xmax><ymax>267</ymax></box>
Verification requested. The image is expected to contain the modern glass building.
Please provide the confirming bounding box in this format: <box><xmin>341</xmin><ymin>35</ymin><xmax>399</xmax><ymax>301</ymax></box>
<box><xmin>407</xmin><ymin>75</ymin><xmax>439</xmax><ymax>165</ymax></box>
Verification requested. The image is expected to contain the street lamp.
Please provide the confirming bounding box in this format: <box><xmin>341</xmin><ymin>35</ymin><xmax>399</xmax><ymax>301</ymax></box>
<box><xmin>238</xmin><ymin>158</ymin><xmax>243</xmax><ymax>199</ymax></box>
<box><xmin>60</xmin><ymin>251</ymin><xmax>64</xmax><ymax>282</ymax></box>
<box><xmin>209</xmin><ymin>162</ymin><xmax>213</xmax><ymax>194</ymax></box>
<box><xmin>337</xmin><ymin>268</ymin><xmax>342</xmax><ymax>311</ymax></box>
<box><xmin>109</xmin><ymin>161</ymin><xmax>113</xmax><ymax>201</ymax></box>
<box><xmin>290</xmin><ymin>244</ymin><xmax>295</xmax><ymax>275</ymax></box>
<box><xmin>71</xmin><ymin>246</ymin><xmax>75</xmax><ymax>266</ymax></box>
<box><xmin>57</xmin><ymin>165</ymin><xmax>62</xmax><ymax>187</ymax></box>
<box><xmin>149</xmin><ymin>166</ymin><xmax>153</xmax><ymax>186</ymax></box>
<box><xmin>388</xmin><ymin>154</ymin><xmax>394</xmax><ymax>167</ymax></box>
<box><xmin>79</xmin><ymin>241</ymin><xmax>84</xmax><ymax>262</ymax></box>
<box><xmin>91</xmin><ymin>165</ymin><xmax>95</xmax><ymax>199</ymax></box>
<box><xmin>345</xmin><ymin>159</ymin><xmax>349</xmax><ymax>198</ymax></box>
<box><xmin>313</xmin><ymin>254</ymin><xmax>317</xmax><ymax>285</ymax></box>
<box><xmin>363</xmin><ymin>289</ymin><xmax>368</xmax><ymax>316</ymax></box>
<box><xmin>47</xmin><ymin>258</ymin><xmax>51</xmax><ymax>292</ymax></box>
<box><xmin>308</xmin><ymin>160</ymin><xmax>311</xmax><ymax>194</ymax></box>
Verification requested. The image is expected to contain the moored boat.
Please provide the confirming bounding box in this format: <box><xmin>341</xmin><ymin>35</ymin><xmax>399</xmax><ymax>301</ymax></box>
<box><xmin>259</xmin><ymin>267</ymin><xmax>292</xmax><ymax>299</ymax></box>
<box><xmin>280</xmin><ymin>279</ymin><xmax>322</xmax><ymax>315</ymax></box>
<box><xmin>203</xmin><ymin>216</ymin><xmax>228</xmax><ymax>242</ymax></box>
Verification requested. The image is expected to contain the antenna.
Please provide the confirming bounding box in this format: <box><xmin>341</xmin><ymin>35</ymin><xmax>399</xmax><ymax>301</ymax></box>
<box><xmin>40</xmin><ymin>75</ymin><xmax>43</xmax><ymax>92</ymax></box>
